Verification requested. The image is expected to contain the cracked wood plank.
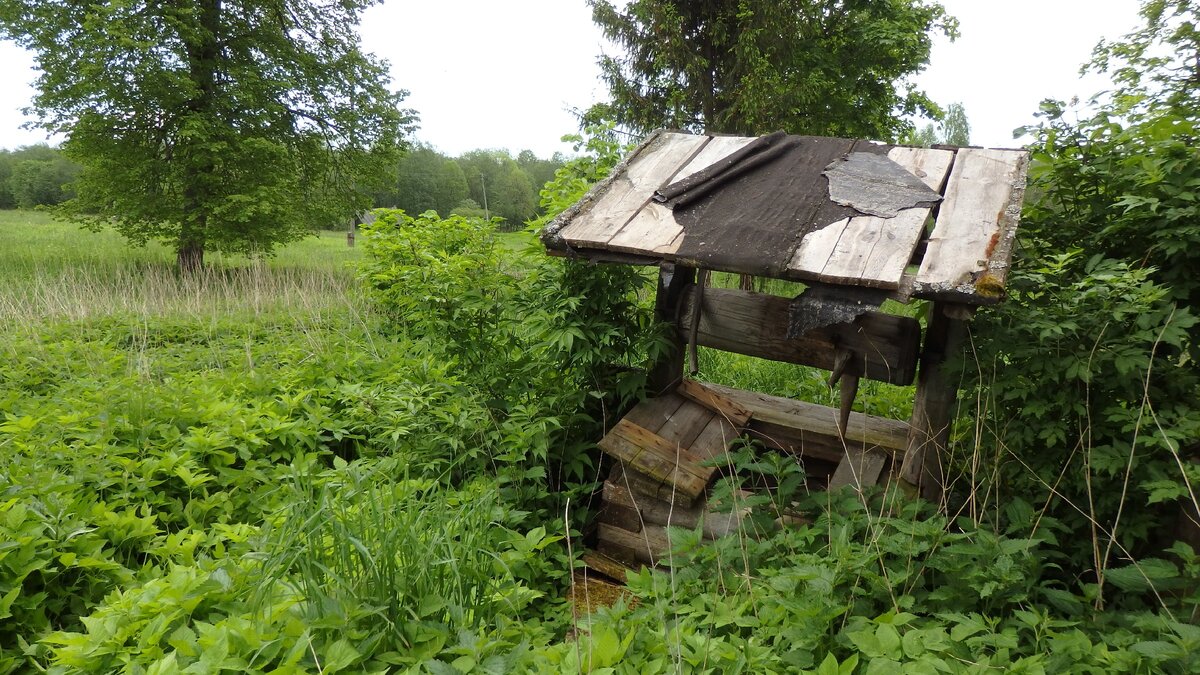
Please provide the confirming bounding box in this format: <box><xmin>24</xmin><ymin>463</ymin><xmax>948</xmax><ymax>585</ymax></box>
<box><xmin>608</xmin><ymin>135</ymin><xmax>756</xmax><ymax>256</ymax></box>
<box><xmin>789</xmin><ymin>146</ymin><xmax>954</xmax><ymax>288</ymax></box>
<box><xmin>558</xmin><ymin>132</ymin><xmax>709</xmax><ymax>249</ymax></box>
<box><xmin>914</xmin><ymin>148</ymin><xmax>1029</xmax><ymax>302</ymax></box>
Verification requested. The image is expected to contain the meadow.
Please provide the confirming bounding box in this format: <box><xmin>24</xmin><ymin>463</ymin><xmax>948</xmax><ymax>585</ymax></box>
<box><xmin>1</xmin><ymin>198</ymin><xmax>1197</xmax><ymax>673</ymax></box>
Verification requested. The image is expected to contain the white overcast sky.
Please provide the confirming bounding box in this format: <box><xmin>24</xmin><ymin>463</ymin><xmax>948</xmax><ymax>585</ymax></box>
<box><xmin>0</xmin><ymin>0</ymin><xmax>1143</xmax><ymax>156</ymax></box>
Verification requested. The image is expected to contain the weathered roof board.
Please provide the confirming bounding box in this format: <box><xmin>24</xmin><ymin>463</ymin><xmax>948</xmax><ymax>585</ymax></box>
<box><xmin>542</xmin><ymin>130</ymin><xmax>1029</xmax><ymax>305</ymax></box>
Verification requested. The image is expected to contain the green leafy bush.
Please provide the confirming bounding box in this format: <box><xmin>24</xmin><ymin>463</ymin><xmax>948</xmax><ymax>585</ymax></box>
<box><xmin>961</xmin><ymin>1</ymin><xmax>1200</xmax><ymax>589</ymax></box>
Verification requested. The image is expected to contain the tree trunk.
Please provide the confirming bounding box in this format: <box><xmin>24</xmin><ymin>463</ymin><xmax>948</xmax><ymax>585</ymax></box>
<box><xmin>177</xmin><ymin>241</ymin><xmax>204</xmax><ymax>274</ymax></box>
<box><xmin>176</xmin><ymin>0</ymin><xmax>220</xmax><ymax>275</ymax></box>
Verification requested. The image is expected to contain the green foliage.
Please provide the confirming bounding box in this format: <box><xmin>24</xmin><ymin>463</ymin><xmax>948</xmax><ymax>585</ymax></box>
<box><xmin>587</xmin><ymin>0</ymin><xmax>958</xmax><ymax>138</ymax></box>
<box><xmin>358</xmin><ymin>128</ymin><xmax>667</xmax><ymax>500</ymax></box>
<box><xmin>0</xmin><ymin>0</ymin><xmax>415</xmax><ymax>269</ymax></box>
<box><xmin>940</xmin><ymin>103</ymin><xmax>971</xmax><ymax>146</ymax></box>
<box><xmin>383</xmin><ymin>144</ymin><xmax>470</xmax><ymax>217</ymax></box>
<box><xmin>902</xmin><ymin>102</ymin><xmax>970</xmax><ymax>147</ymax></box>
<box><xmin>381</xmin><ymin>146</ymin><xmax>565</xmax><ymax>229</ymax></box>
<box><xmin>965</xmin><ymin>0</ymin><xmax>1200</xmax><ymax>585</ymax></box>
<box><xmin>0</xmin><ymin>144</ymin><xmax>79</xmax><ymax>209</ymax></box>
<box><xmin>527</xmin><ymin>491</ymin><xmax>1200</xmax><ymax>673</ymax></box>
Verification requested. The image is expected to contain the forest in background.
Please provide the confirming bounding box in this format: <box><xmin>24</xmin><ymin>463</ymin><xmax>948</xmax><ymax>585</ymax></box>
<box><xmin>0</xmin><ymin>142</ymin><xmax>564</xmax><ymax>230</ymax></box>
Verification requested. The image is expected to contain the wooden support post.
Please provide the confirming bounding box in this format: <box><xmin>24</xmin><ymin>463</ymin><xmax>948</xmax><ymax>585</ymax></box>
<box><xmin>648</xmin><ymin>263</ymin><xmax>696</xmax><ymax>396</ymax></box>
<box><xmin>347</xmin><ymin>214</ymin><xmax>360</xmax><ymax>247</ymax></box>
<box><xmin>900</xmin><ymin>302</ymin><xmax>969</xmax><ymax>504</ymax></box>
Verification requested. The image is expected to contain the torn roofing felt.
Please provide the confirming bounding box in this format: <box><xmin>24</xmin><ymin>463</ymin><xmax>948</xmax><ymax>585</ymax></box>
<box><xmin>788</xmin><ymin>285</ymin><xmax>888</xmax><ymax>338</ymax></box>
<box><xmin>823</xmin><ymin>152</ymin><xmax>942</xmax><ymax>217</ymax></box>
<box><xmin>653</xmin><ymin>134</ymin><xmax>917</xmax><ymax>277</ymax></box>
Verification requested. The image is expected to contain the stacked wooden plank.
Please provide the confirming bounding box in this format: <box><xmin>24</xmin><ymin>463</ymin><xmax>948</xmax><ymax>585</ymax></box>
<box><xmin>592</xmin><ymin>380</ymin><xmax>751</xmax><ymax>569</ymax></box>
<box><xmin>588</xmin><ymin>380</ymin><xmax>909</xmax><ymax>575</ymax></box>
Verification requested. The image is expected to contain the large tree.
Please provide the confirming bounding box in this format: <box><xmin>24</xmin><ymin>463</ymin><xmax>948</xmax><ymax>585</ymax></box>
<box><xmin>588</xmin><ymin>0</ymin><xmax>957</xmax><ymax>139</ymax></box>
<box><xmin>0</xmin><ymin>0</ymin><xmax>414</xmax><ymax>270</ymax></box>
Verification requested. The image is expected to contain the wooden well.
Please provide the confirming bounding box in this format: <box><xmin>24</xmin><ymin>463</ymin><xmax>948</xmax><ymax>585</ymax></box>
<box><xmin>541</xmin><ymin>130</ymin><xmax>1029</xmax><ymax>575</ymax></box>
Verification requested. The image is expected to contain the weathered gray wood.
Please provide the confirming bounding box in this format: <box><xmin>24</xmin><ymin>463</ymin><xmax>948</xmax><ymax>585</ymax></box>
<box><xmin>703</xmin><ymin>382</ymin><xmax>909</xmax><ymax>451</ymax></box>
<box><xmin>900</xmin><ymin>303</ymin><xmax>969</xmax><ymax>504</ymax></box>
<box><xmin>789</xmin><ymin>147</ymin><xmax>953</xmax><ymax>289</ymax></box>
<box><xmin>656</xmin><ymin>401</ymin><xmax>715</xmax><ymax>451</ymax></box>
<box><xmin>687</xmin><ymin>413</ymin><xmax>740</xmax><ymax>462</ymax></box>
<box><xmin>914</xmin><ymin>148</ymin><xmax>1029</xmax><ymax>302</ymax></box>
<box><xmin>678</xmin><ymin>287</ymin><xmax>922</xmax><ymax>385</ymax></box>
<box><xmin>598</xmin><ymin>420</ymin><xmax>714</xmax><ymax>501</ymax></box>
<box><xmin>606</xmin><ymin>201</ymin><xmax>685</xmax><ymax>255</ymax></box>
<box><xmin>829</xmin><ymin>447</ymin><xmax>889</xmax><ymax>491</ymax></box>
<box><xmin>623</xmin><ymin>393</ymin><xmax>687</xmax><ymax>434</ymax></box>
<box><xmin>677</xmin><ymin>379</ymin><xmax>752</xmax><ymax>427</ymax></box>
<box><xmin>609</xmin><ymin>462</ymin><xmax>700</xmax><ymax>509</ymax></box>
<box><xmin>607</xmin><ymin>136</ymin><xmax>756</xmax><ymax>255</ymax></box>
<box><xmin>559</xmin><ymin>132</ymin><xmax>708</xmax><ymax>248</ymax></box>
<box><xmin>581</xmin><ymin>550</ymin><xmax>637</xmax><ymax>581</ymax></box>
<box><xmin>597</xmin><ymin>523</ymin><xmax>674</xmax><ymax>566</ymax></box>
<box><xmin>603</xmin><ymin>481</ymin><xmax>746</xmax><ymax>540</ymax></box>
<box><xmin>676</xmin><ymin>135</ymin><xmax>758</xmax><ymax>179</ymax></box>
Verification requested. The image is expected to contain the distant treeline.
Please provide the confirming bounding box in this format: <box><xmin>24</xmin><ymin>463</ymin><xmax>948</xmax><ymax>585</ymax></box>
<box><xmin>0</xmin><ymin>144</ymin><xmax>79</xmax><ymax>209</ymax></box>
<box><xmin>371</xmin><ymin>144</ymin><xmax>565</xmax><ymax>230</ymax></box>
<box><xmin>0</xmin><ymin>142</ymin><xmax>563</xmax><ymax>230</ymax></box>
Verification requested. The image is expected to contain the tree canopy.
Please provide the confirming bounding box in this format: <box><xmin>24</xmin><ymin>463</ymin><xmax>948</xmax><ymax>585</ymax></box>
<box><xmin>587</xmin><ymin>0</ymin><xmax>958</xmax><ymax>139</ymax></box>
<box><xmin>0</xmin><ymin>0</ymin><xmax>414</xmax><ymax>270</ymax></box>
<box><xmin>906</xmin><ymin>102</ymin><xmax>971</xmax><ymax>147</ymax></box>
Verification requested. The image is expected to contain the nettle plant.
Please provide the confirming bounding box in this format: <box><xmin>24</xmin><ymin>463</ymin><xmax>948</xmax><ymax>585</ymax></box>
<box><xmin>963</xmin><ymin>0</ymin><xmax>1200</xmax><ymax>597</ymax></box>
<box><xmin>357</xmin><ymin>127</ymin><xmax>668</xmax><ymax>505</ymax></box>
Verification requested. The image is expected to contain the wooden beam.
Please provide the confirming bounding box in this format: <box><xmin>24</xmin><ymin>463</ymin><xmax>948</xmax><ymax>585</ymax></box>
<box><xmin>900</xmin><ymin>302</ymin><xmax>969</xmax><ymax>504</ymax></box>
<box><xmin>702</xmin><ymin>382</ymin><xmax>909</xmax><ymax>454</ymax></box>
<box><xmin>597</xmin><ymin>523</ymin><xmax>674</xmax><ymax>566</ymax></box>
<box><xmin>829</xmin><ymin>447</ymin><xmax>889</xmax><ymax>491</ymax></box>
<box><xmin>676</xmin><ymin>379</ymin><xmax>752</xmax><ymax>427</ymax></box>
<box><xmin>678</xmin><ymin>287</ymin><xmax>921</xmax><ymax>385</ymax></box>
<box><xmin>603</xmin><ymin>481</ymin><xmax>746</xmax><ymax>540</ymax></box>
<box><xmin>598</xmin><ymin>420</ymin><xmax>715</xmax><ymax>502</ymax></box>
<box><xmin>648</xmin><ymin>263</ymin><xmax>696</xmax><ymax>395</ymax></box>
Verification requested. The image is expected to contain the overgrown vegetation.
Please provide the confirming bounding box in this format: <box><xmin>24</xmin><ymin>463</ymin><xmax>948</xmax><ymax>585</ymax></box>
<box><xmin>2</xmin><ymin>2</ymin><xmax>1199</xmax><ymax>670</ymax></box>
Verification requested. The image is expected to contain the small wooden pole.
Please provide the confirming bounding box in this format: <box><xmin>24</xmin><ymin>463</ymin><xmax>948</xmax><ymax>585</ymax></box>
<box><xmin>900</xmin><ymin>302</ymin><xmax>969</xmax><ymax>505</ymax></box>
<box><xmin>648</xmin><ymin>263</ymin><xmax>696</xmax><ymax>396</ymax></box>
<box><xmin>347</xmin><ymin>214</ymin><xmax>360</xmax><ymax>247</ymax></box>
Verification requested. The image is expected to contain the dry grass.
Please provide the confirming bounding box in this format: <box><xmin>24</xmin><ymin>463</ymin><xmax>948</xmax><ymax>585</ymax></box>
<box><xmin>0</xmin><ymin>210</ymin><xmax>365</xmax><ymax>323</ymax></box>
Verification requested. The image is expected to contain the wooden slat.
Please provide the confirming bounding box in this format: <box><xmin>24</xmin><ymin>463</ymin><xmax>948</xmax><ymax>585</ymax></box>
<box><xmin>623</xmin><ymin>393</ymin><xmax>687</xmax><ymax>434</ymax></box>
<box><xmin>678</xmin><ymin>287</ymin><xmax>922</xmax><ymax>385</ymax></box>
<box><xmin>609</xmin><ymin>462</ymin><xmax>699</xmax><ymax>509</ymax></box>
<box><xmin>677</xmin><ymin>379</ymin><xmax>752</xmax><ymax>427</ymax></box>
<box><xmin>606</xmin><ymin>202</ymin><xmax>684</xmax><ymax>255</ymax></box>
<box><xmin>914</xmin><ymin>148</ymin><xmax>1029</xmax><ymax>302</ymax></box>
<box><xmin>581</xmin><ymin>550</ymin><xmax>636</xmax><ymax>581</ymax></box>
<box><xmin>603</xmin><ymin>481</ymin><xmax>746</xmax><ymax>540</ymax></box>
<box><xmin>792</xmin><ymin>147</ymin><xmax>955</xmax><ymax>288</ymax></box>
<box><xmin>598</xmin><ymin>420</ymin><xmax>714</xmax><ymax>500</ymax></box>
<box><xmin>598</xmin><ymin>523</ymin><xmax>674</xmax><ymax>566</ymax></box>
<box><xmin>688</xmin><ymin>414</ymin><xmax>740</xmax><ymax>462</ymax></box>
<box><xmin>656</xmin><ymin>401</ymin><xmax>715</xmax><ymax>451</ymax></box>
<box><xmin>702</xmin><ymin>382</ymin><xmax>909</xmax><ymax>450</ymax></box>
<box><xmin>828</xmin><ymin>447</ymin><xmax>889</xmax><ymax>490</ymax></box>
<box><xmin>607</xmin><ymin>136</ymin><xmax>756</xmax><ymax>255</ymax></box>
<box><xmin>674</xmin><ymin>135</ymin><xmax>758</xmax><ymax>179</ymax></box>
<box><xmin>559</xmin><ymin>132</ymin><xmax>709</xmax><ymax>247</ymax></box>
